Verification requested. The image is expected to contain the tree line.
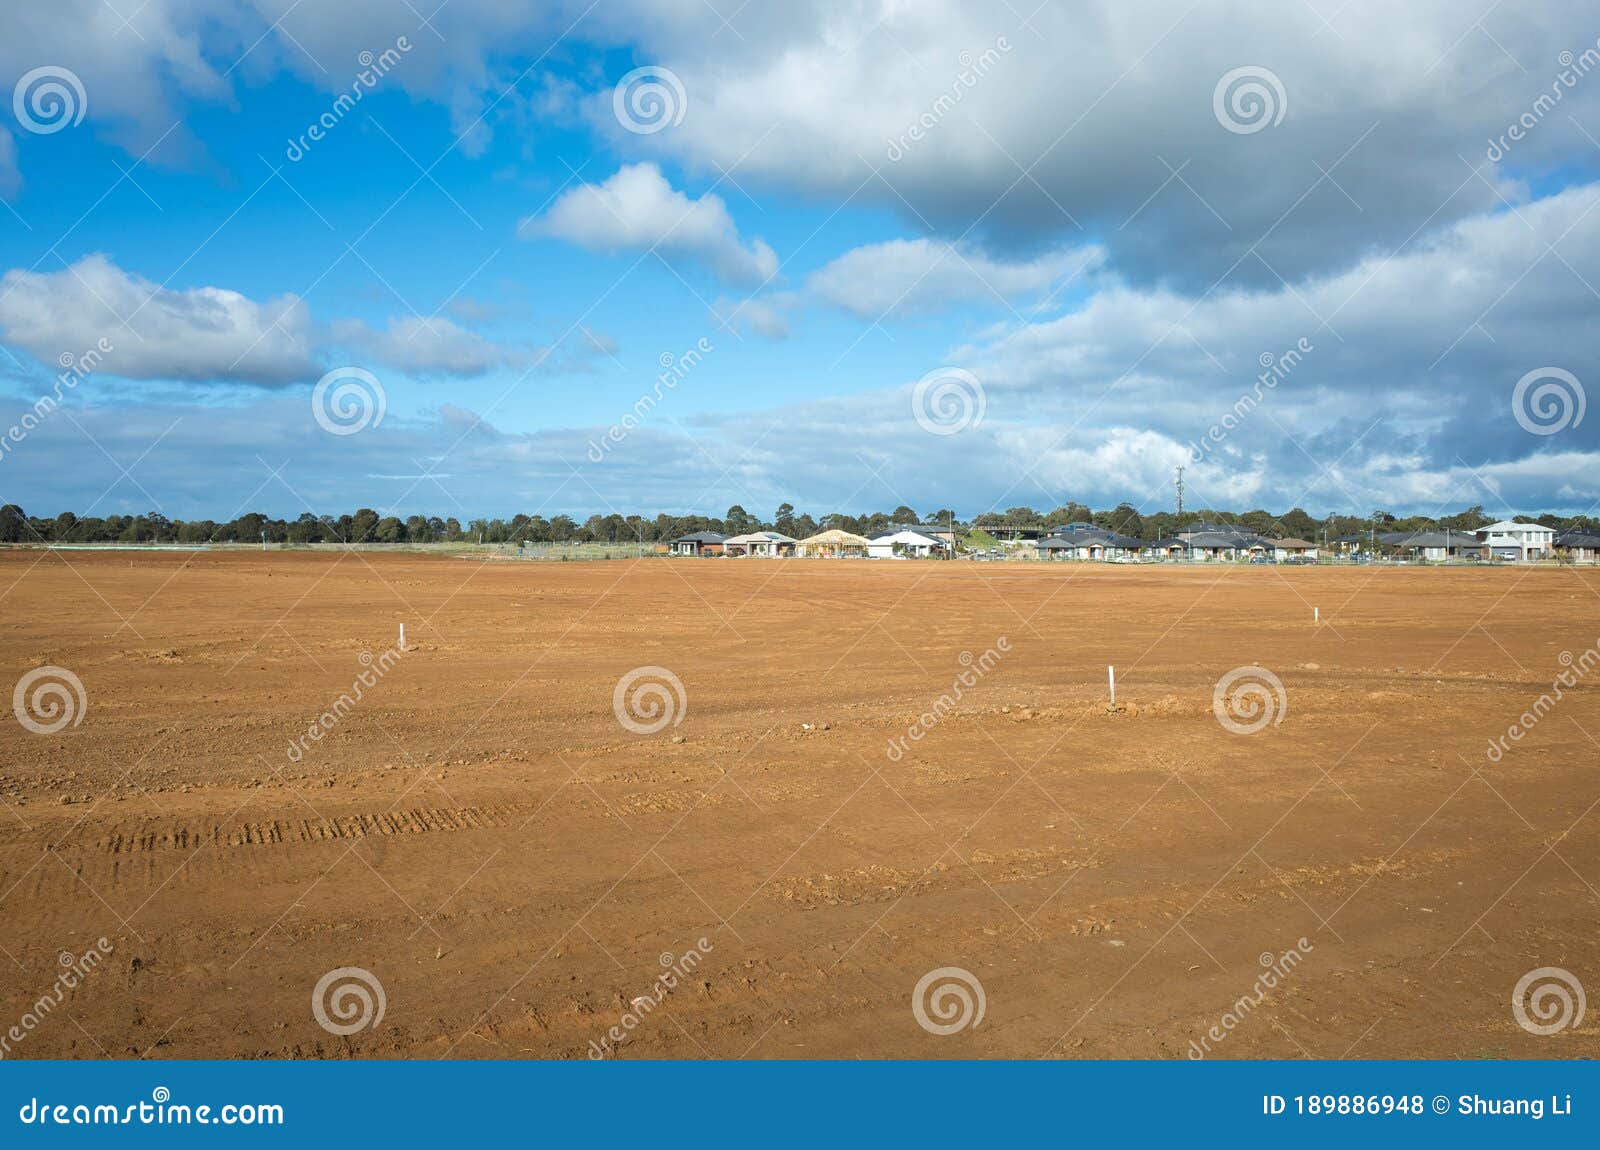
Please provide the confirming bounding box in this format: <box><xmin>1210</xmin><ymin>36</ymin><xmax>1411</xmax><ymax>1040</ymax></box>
<box><xmin>2</xmin><ymin>501</ymin><xmax>1593</xmax><ymax>547</ymax></box>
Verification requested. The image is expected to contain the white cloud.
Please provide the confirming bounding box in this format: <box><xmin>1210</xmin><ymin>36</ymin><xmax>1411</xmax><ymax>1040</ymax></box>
<box><xmin>711</xmin><ymin>292</ymin><xmax>796</xmax><ymax>339</ymax></box>
<box><xmin>0</xmin><ymin>254</ymin><xmax>316</xmax><ymax>385</ymax></box>
<box><xmin>522</xmin><ymin>162</ymin><xmax>778</xmax><ymax>285</ymax></box>
<box><xmin>329</xmin><ymin>315</ymin><xmax>539</xmax><ymax>378</ymax></box>
<box><xmin>809</xmin><ymin>238</ymin><xmax>1101</xmax><ymax>317</ymax></box>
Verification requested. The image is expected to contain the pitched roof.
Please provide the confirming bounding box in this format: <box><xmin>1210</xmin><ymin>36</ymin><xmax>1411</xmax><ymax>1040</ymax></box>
<box><xmin>796</xmin><ymin>528</ymin><xmax>872</xmax><ymax>547</ymax></box>
<box><xmin>724</xmin><ymin>531</ymin><xmax>796</xmax><ymax>545</ymax></box>
<box><xmin>673</xmin><ymin>531</ymin><xmax>727</xmax><ymax>543</ymax></box>
<box><xmin>871</xmin><ymin>529</ymin><xmax>946</xmax><ymax>546</ymax></box>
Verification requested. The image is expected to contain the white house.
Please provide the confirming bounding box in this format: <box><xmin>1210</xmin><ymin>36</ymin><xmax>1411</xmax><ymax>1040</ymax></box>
<box><xmin>867</xmin><ymin>529</ymin><xmax>948</xmax><ymax>559</ymax></box>
<box><xmin>722</xmin><ymin>531</ymin><xmax>796</xmax><ymax>557</ymax></box>
<box><xmin>1478</xmin><ymin>521</ymin><xmax>1555</xmax><ymax>561</ymax></box>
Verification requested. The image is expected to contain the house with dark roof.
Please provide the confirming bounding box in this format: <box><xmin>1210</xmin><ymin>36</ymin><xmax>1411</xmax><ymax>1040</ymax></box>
<box><xmin>1555</xmin><ymin>532</ymin><xmax>1600</xmax><ymax>563</ymax></box>
<box><xmin>1141</xmin><ymin>537</ymin><xmax>1190</xmax><ymax>561</ymax></box>
<box><xmin>1387</xmin><ymin>531</ymin><xmax>1485</xmax><ymax>561</ymax></box>
<box><xmin>1037</xmin><ymin>524</ymin><xmax>1142</xmax><ymax>559</ymax></box>
<box><xmin>669</xmin><ymin>530</ymin><xmax>727</xmax><ymax>556</ymax></box>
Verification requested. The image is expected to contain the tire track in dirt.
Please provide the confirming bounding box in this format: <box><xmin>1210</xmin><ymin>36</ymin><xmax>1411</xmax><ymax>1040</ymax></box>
<box><xmin>86</xmin><ymin>803</ymin><xmax>534</xmax><ymax>855</ymax></box>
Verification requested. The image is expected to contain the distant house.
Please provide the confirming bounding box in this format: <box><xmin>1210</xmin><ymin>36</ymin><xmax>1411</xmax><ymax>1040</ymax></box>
<box><xmin>795</xmin><ymin>529</ymin><xmax>872</xmax><ymax>558</ymax></box>
<box><xmin>1185</xmin><ymin>531</ymin><xmax>1260</xmax><ymax>561</ymax></box>
<box><xmin>1387</xmin><ymin>531</ymin><xmax>1484</xmax><ymax>562</ymax></box>
<box><xmin>1478</xmin><ymin>521</ymin><xmax>1555</xmax><ymax>561</ymax></box>
<box><xmin>985</xmin><ymin>525</ymin><xmax>1045</xmax><ymax>542</ymax></box>
<box><xmin>1271</xmin><ymin>538</ymin><xmax>1320</xmax><ymax>561</ymax></box>
<box><xmin>1555</xmin><ymin>532</ymin><xmax>1600</xmax><ymax>564</ymax></box>
<box><xmin>1141</xmin><ymin>537</ymin><xmax>1190</xmax><ymax>561</ymax></box>
<box><xmin>1040</xmin><ymin>524</ymin><xmax>1142</xmax><ymax>560</ymax></box>
<box><xmin>722</xmin><ymin>531</ymin><xmax>796</xmax><ymax>557</ymax></box>
<box><xmin>670</xmin><ymin>531</ymin><xmax>727</xmax><ymax>556</ymax></box>
<box><xmin>1035</xmin><ymin>536</ymin><xmax>1078</xmax><ymax>560</ymax></box>
<box><xmin>867</xmin><ymin>529</ymin><xmax>949</xmax><ymax>559</ymax></box>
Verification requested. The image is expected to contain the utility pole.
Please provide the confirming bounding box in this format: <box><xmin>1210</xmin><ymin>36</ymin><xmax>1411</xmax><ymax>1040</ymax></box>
<box><xmin>1174</xmin><ymin>466</ymin><xmax>1185</xmax><ymax>521</ymax></box>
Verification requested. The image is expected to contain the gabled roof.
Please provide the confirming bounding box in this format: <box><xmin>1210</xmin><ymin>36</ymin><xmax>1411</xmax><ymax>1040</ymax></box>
<box><xmin>1390</xmin><ymin>531</ymin><xmax>1485</xmax><ymax>548</ymax></box>
<box><xmin>1187</xmin><ymin>531</ymin><xmax>1263</xmax><ymax>548</ymax></box>
<box><xmin>1142</xmin><ymin>537</ymin><xmax>1189</xmax><ymax>549</ymax></box>
<box><xmin>724</xmin><ymin>531</ymin><xmax>796</xmax><ymax>545</ymax></box>
<box><xmin>673</xmin><ymin>531</ymin><xmax>727</xmax><ymax>543</ymax></box>
<box><xmin>871</xmin><ymin>529</ymin><xmax>946</xmax><ymax>546</ymax></box>
<box><xmin>1271</xmin><ymin>537</ymin><xmax>1316</xmax><ymax>548</ymax></box>
<box><xmin>796</xmin><ymin>528</ymin><xmax>872</xmax><ymax>547</ymax></box>
<box><xmin>1481</xmin><ymin>520</ymin><xmax>1554</xmax><ymax>533</ymax></box>
<box><xmin>1556</xmin><ymin>532</ymin><xmax>1600</xmax><ymax>547</ymax></box>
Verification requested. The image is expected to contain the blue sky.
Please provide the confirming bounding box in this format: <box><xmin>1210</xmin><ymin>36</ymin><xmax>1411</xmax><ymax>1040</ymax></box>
<box><xmin>1</xmin><ymin>2</ymin><xmax>1598</xmax><ymax>523</ymax></box>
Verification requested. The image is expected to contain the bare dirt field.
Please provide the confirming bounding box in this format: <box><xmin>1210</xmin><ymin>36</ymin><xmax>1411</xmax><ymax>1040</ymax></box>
<box><xmin>2</xmin><ymin>550</ymin><xmax>1598</xmax><ymax>1060</ymax></box>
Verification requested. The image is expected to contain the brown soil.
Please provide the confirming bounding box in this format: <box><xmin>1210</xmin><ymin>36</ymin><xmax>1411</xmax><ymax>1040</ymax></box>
<box><xmin>1</xmin><ymin>550</ymin><xmax>1597</xmax><ymax>1060</ymax></box>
